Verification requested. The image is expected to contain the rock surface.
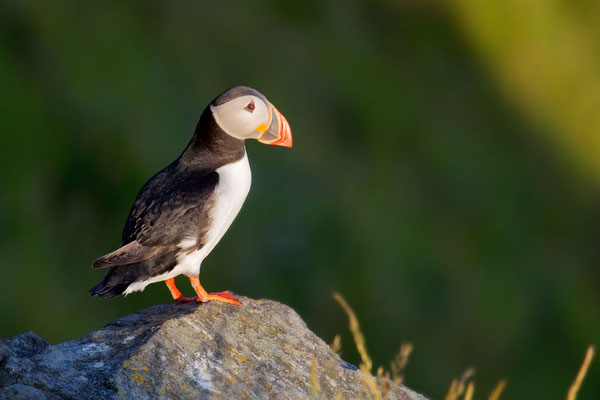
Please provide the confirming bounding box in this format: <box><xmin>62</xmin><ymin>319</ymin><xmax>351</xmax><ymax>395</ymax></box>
<box><xmin>0</xmin><ymin>297</ymin><xmax>427</xmax><ymax>399</ymax></box>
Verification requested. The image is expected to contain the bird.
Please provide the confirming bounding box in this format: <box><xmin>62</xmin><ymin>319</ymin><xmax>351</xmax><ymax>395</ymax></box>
<box><xmin>89</xmin><ymin>86</ymin><xmax>292</xmax><ymax>305</ymax></box>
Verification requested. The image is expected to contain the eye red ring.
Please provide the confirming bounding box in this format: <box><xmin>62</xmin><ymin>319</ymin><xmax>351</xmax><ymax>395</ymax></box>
<box><xmin>245</xmin><ymin>100</ymin><xmax>255</xmax><ymax>112</ymax></box>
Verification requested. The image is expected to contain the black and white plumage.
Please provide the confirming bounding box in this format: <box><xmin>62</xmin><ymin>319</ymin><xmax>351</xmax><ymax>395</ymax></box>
<box><xmin>89</xmin><ymin>86</ymin><xmax>292</xmax><ymax>304</ymax></box>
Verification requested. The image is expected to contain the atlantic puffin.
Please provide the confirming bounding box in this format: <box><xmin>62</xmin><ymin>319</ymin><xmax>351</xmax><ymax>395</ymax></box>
<box><xmin>89</xmin><ymin>86</ymin><xmax>292</xmax><ymax>305</ymax></box>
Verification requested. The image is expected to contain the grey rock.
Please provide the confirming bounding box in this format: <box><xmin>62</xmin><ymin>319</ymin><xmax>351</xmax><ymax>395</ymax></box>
<box><xmin>0</xmin><ymin>297</ymin><xmax>427</xmax><ymax>399</ymax></box>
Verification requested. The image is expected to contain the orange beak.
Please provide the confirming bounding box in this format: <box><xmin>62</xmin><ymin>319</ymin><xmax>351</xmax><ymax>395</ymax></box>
<box><xmin>258</xmin><ymin>105</ymin><xmax>293</xmax><ymax>147</ymax></box>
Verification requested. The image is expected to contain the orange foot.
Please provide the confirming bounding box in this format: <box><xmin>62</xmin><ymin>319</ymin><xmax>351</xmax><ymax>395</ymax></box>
<box><xmin>165</xmin><ymin>278</ymin><xmax>197</xmax><ymax>303</ymax></box>
<box><xmin>189</xmin><ymin>277</ymin><xmax>242</xmax><ymax>306</ymax></box>
<box><xmin>164</xmin><ymin>277</ymin><xmax>241</xmax><ymax>306</ymax></box>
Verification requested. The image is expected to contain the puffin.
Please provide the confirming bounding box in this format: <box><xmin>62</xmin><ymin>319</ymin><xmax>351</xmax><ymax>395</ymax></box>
<box><xmin>89</xmin><ymin>86</ymin><xmax>292</xmax><ymax>305</ymax></box>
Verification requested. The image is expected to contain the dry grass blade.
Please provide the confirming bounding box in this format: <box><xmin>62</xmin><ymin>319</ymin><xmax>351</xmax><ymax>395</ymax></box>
<box><xmin>360</xmin><ymin>364</ymin><xmax>383</xmax><ymax>400</ymax></box>
<box><xmin>488</xmin><ymin>380</ymin><xmax>506</xmax><ymax>400</ymax></box>
<box><xmin>464</xmin><ymin>382</ymin><xmax>474</xmax><ymax>400</ymax></box>
<box><xmin>567</xmin><ymin>345</ymin><xmax>595</xmax><ymax>400</ymax></box>
<box><xmin>445</xmin><ymin>380</ymin><xmax>459</xmax><ymax>400</ymax></box>
<box><xmin>310</xmin><ymin>356</ymin><xmax>320</xmax><ymax>395</ymax></box>
<box><xmin>391</xmin><ymin>342</ymin><xmax>413</xmax><ymax>382</ymax></box>
<box><xmin>332</xmin><ymin>292</ymin><xmax>381</xmax><ymax>400</ymax></box>
<box><xmin>330</xmin><ymin>334</ymin><xmax>342</xmax><ymax>354</ymax></box>
<box><xmin>332</xmin><ymin>292</ymin><xmax>373</xmax><ymax>372</ymax></box>
<box><xmin>380</xmin><ymin>374</ymin><xmax>392</xmax><ymax>400</ymax></box>
<box><xmin>445</xmin><ymin>368</ymin><xmax>475</xmax><ymax>400</ymax></box>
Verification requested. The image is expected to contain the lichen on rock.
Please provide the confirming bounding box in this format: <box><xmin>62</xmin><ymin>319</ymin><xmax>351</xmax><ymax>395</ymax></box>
<box><xmin>0</xmin><ymin>297</ymin><xmax>427</xmax><ymax>399</ymax></box>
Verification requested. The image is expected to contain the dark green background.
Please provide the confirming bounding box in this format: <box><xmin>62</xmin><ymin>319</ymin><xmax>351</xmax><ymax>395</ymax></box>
<box><xmin>1</xmin><ymin>1</ymin><xmax>598</xmax><ymax>398</ymax></box>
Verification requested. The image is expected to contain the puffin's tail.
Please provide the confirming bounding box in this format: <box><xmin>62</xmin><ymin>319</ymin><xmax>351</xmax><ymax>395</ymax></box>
<box><xmin>89</xmin><ymin>250</ymin><xmax>179</xmax><ymax>299</ymax></box>
<box><xmin>89</xmin><ymin>267</ymin><xmax>132</xmax><ymax>298</ymax></box>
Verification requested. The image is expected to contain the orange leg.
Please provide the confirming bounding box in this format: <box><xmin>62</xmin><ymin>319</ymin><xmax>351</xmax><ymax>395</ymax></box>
<box><xmin>189</xmin><ymin>276</ymin><xmax>242</xmax><ymax>306</ymax></box>
<box><xmin>165</xmin><ymin>277</ymin><xmax>197</xmax><ymax>303</ymax></box>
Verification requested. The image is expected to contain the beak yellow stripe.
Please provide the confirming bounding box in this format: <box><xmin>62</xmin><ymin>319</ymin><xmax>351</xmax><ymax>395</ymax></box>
<box><xmin>256</xmin><ymin>123</ymin><xmax>268</xmax><ymax>133</ymax></box>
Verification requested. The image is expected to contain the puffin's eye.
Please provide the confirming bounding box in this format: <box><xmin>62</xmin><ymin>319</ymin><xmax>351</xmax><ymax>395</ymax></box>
<box><xmin>245</xmin><ymin>100</ymin><xmax>255</xmax><ymax>112</ymax></box>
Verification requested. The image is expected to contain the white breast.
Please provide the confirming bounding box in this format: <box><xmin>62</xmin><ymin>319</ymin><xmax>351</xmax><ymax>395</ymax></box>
<box><xmin>124</xmin><ymin>152</ymin><xmax>252</xmax><ymax>294</ymax></box>
<box><xmin>198</xmin><ymin>152</ymin><xmax>252</xmax><ymax>259</ymax></box>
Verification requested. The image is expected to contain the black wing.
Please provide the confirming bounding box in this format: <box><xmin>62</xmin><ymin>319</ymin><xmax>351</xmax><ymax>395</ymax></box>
<box><xmin>92</xmin><ymin>240</ymin><xmax>166</xmax><ymax>269</ymax></box>
<box><xmin>122</xmin><ymin>162</ymin><xmax>219</xmax><ymax>247</ymax></box>
<box><xmin>92</xmin><ymin>162</ymin><xmax>219</xmax><ymax>271</ymax></box>
<box><xmin>90</xmin><ymin>163</ymin><xmax>219</xmax><ymax>297</ymax></box>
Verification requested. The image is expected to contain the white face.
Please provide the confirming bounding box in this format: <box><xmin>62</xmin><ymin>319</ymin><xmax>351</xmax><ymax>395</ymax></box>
<box><xmin>210</xmin><ymin>95</ymin><xmax>270</xmax><ymax>140</ymax></box>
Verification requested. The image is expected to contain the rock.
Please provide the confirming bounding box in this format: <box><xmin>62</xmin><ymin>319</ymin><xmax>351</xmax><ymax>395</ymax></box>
<box><xmin>0</xmin><ymin>297</ymin><xmax>427</xmax><ymax>399</ymax></box>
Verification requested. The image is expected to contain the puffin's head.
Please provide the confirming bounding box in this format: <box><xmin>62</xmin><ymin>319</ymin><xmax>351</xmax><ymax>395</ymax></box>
<box><xmin>209</xmin><ymin>86</ymin><xmax>292</xmax><ymax>147</ymax></box>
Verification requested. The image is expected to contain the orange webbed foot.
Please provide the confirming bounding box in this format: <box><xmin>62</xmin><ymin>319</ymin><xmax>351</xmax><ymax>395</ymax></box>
<box><xmin>197</xmin><ymin>291</ymin><xmax>242</xmax><ymax>306</ymax></box>
<box><xmin>165</xmin><ymin>277</ymin><xmax>242</xmax><ymax>306</ymax></box>
<box><xmin>189</xmin><ymin>277</ymin><xmax>242</xmax><ymax>306</ymax></box>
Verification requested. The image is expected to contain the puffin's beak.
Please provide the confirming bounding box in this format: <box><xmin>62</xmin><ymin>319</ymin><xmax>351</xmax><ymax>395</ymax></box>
<box><xmin>258</xmin><ymin>105</ymin><xmax>293</xmax><ymax>147</ymax></box>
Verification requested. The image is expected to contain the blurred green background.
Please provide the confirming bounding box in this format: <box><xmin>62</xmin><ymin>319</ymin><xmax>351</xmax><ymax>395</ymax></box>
<box><xmin>1</xmin><ymin>1</ymin><xmax>598</xmax><ymax>398</ymax></box>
